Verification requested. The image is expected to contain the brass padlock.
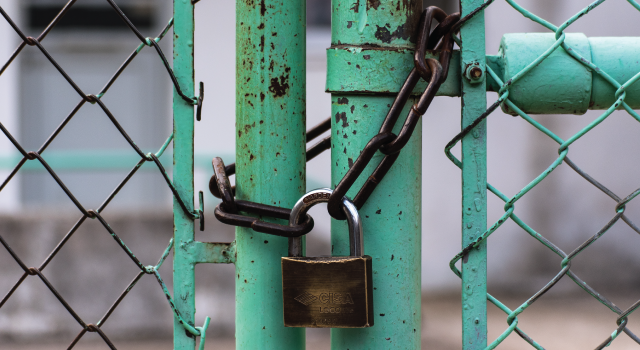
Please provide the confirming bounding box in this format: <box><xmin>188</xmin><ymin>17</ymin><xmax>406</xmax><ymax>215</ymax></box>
<box><xmin>282</xmin><ymin>188</ymin><xmax>374</xmax><ymax>328</ymax></box>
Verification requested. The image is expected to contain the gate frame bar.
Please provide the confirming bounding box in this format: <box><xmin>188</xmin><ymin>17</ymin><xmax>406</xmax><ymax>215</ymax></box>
<box><xmin>459</xmin><ymin>0</ymin><xmax>488</xmax><ymax>348</ymax></box>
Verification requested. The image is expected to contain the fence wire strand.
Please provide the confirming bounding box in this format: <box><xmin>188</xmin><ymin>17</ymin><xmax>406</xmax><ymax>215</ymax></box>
<box><xmin>450</xmin><ymin>0</ymin><xmax>640</xmax><ymax>349</ymax></box>
<box><xmin>0</xmin><ymin>1</ymin><xmax>208</xmax><ymax>349</ymax></box>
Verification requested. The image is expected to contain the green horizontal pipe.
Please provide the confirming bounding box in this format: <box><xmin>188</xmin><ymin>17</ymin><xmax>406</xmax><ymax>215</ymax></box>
<box><xmin>328</xmin><ymin>34</ymin><xmax>640</xmax><ymax>115</ymax></box>
<box><xmin>492</xmin><ymin>34</ymin><xmax>640</xmax><ymax>114</ymax></box>
<box><xmin>0</xmin><ymin>151</ymin><xmax>233</xmax><ymax>171</ymax></box>
<box><xmin>191</xmin><ymin>241</ymin><xmax>237</xmax><ymax>264</ymax></box>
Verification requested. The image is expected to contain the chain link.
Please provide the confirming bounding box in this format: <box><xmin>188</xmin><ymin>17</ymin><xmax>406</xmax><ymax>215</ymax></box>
<box><xmin>212</xmin><ymin>7</ymin><xmax>461</xmax><ymax>225</ymax></box>
<box><xmin>0</xmin><ymin>1</ymin><xmax>209</xmax><ymax>348</ymax></box>
<box><xmin>446</xmin><ymin>0</ymin><xmax>640</xmax><ymax>348</ymax></box>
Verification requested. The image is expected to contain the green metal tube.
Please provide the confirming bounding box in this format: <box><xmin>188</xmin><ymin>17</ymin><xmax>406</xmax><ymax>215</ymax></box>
<box><xmin>492</xmin><ymin>34</ymin><xmax>640</xmax><ymax>114</ymax></box>
<box><xmin>172</xmin><ymin>1</ymin><xmax>196</xmax><ymax>349</ymax></box>
<box><xmin>460</xmin><ymin>1</ymin><xmax>488</xmax><ymax>349</ymax></box>
<box><xmin>235</xmin><ymin>0</ymin><xmax>306</xmax><ymax>348</ymax></box>
<box><xmin>329</xmin><ymin>1</ymin><xmax>422</xmax><ymax>348</ymax></box>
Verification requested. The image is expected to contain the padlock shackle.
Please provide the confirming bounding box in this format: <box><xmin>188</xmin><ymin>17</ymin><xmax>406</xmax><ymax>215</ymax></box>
<box><xmin>288</xmin><ymin>188</ymin><xmax>363</xmax><ymax>258</ymax></box>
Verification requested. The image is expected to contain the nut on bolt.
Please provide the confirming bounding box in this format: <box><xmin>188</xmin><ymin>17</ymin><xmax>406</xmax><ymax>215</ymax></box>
<box><xmin>464</xmin><ymin>62</ymin><xmax>484</xmax><ymax>84</ymax></box>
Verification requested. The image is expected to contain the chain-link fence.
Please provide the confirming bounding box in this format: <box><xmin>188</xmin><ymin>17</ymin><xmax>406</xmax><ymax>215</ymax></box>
<box><xmin>3</xmin><ymin>0</ymin><xmax>640</xmax><ymax>349</ymax></box>
<box><xmin>449</xmin><ymin>0</ymin><xmax>640</xmax><ymax>348</ymax></box>
<box><xmin>0</xmin><ymin>1</ymin><xmax>208</xmax><ymax>348</ymax></box>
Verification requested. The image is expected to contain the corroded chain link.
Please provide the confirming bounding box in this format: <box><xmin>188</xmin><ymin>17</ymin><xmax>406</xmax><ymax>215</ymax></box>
<box><xmin>0</xmin><ymin>1</ymin><xmax>209</xmax><ymax>349</ymax></box>
<box><xmin>212</xmin><ymin>6</ymin><xmax>461</xmax><ymax>227</ymax></box>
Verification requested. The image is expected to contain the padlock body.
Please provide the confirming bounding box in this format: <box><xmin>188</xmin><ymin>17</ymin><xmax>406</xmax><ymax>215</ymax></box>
<box><xmin>281</xmin><ymin>256</ymin><xmax>373</xmax><ymax>328</ymax></box>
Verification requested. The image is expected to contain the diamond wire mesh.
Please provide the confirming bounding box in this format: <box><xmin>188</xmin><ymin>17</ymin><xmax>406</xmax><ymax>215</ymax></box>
<box><xmin>0</xmin><ymin>1</ymin><xmax>209</xmax><ymax>348</ymax></box>
<box><xmin>449</xmin><ymin>0</ymin><xmax>640</xmax><ymax>349</ymax></box>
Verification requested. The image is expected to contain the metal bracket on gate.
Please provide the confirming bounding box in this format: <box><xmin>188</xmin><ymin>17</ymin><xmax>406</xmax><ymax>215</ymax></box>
<box><xmin>327</xmin><ymin>34</ymin><xmax>640</xmax><ymax>115</ymax></box>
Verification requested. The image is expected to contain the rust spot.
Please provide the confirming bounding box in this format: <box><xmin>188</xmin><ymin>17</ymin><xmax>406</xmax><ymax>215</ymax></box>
<box><xmin>350</xmin><ymin>2</ymin><xmax>358</xmax><ymax>12</ymax></box>
<box><xmin>259</xmin><ymin>35</ymin><xmax>265</xmax><ymax>52</ymax></box>
<box><xmin>272</xmin><ymin>32</ymin><xmax>277</xmax><ymax>37</ymax></box>
<box><xmin>391</xmin><ymin>255</ymin><xmax>394</xmax><ymax>261</ymax></box>
<box><xmin>264</xmin><ymin>240</ymin><xmax>269</xmax><ymax>244</ymax></box>
<box><xmin>250</xmin><ymin>154</ymin><xmax>255</xmax><ymax>161</ymax></box>
<box><xmin>257</xmin><ymin>23</ymin><xmax>265</xmax><ymax>30</ymax></box>
<box><xmin>348</xmin><ymin>158</ymin><xmax>354</xmax><ymax>168</ymax></box>
<box><xmin>363</xmin><ymin>54</ymin><xmax>370</xmax><ymax>60</ymax></box>
<box><xmin>374</xmin><ymin>23</ymin><xmax>412</xmax><ymax>43</ymax></box>
<box><xmin>260</xmin><ymin>120</ymin><xmax>264</xmax><ymax>124</ymax></box>
<box><xmin>337</xmin><ymin>97</ymin><xmax>349</xmax><ymax>105</ymax></box>
<box><xmin>260</xmin><ymin>93</ymin><xmax>265</xmax><ymax>102</ymax></box>
<box><xmin>347</xmin><ymin>21</ymin><xmax>353</xmax><ymax>28</ymax></box>
<box><xmin>367</xmin><ymin>0</ymin><xmax>381</xmax><ymax>10</ymax></box>
<box><xmin>260</xmin><ymin>0</ymin><xmax>266</xmax><ymax>16</ymax></box>
<box><xmin>350</xmin><ymin>105</ymin><xmax>355</xmax><ymax>113</ymax></box>
<box><xmin>337</xmin><ymin>112</ymin><xmax>349</xmax><ymax>127</ymax></box>
<box><xmin>268</xmin><ymin>71</ymin><xmax>290</xmax><ymax>97</ymax></box>
<box><xmin>375</xmin><ymin>209</ymin><xmax>381</xmax><ymax>214</ymax></box>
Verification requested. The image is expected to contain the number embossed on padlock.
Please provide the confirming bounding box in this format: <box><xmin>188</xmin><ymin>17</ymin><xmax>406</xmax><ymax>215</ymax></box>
<box><xmin>282</xmin><ymin>188</ymin><xmax>374</xmax><ymax>328</ymax></box>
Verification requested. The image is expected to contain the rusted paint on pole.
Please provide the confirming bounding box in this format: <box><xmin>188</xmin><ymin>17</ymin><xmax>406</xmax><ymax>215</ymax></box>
<box><xmin>329</xmin><ymin>0</ymin><xmax>423</xmax><ymax>348</ymax></box>
<box><xmin>172</xmin><ymin>0</ymin><xmax>196</xmax><ymax>348</ymax></box>
<box><xmin>235</xmin><ymin>0</ymin><xmax>306</xmax><ymax>348</ymax></box>
<box><xmin>460</xmin><ymin>0</ymin><xmax>488</xmax><ymax>348</ymax></box>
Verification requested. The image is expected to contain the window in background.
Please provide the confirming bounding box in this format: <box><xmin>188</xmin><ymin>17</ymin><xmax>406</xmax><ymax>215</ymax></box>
<box><xmin>19</xmin><ymin>0</ymin><xmax>172</xmax><ymax>210</ymax></box>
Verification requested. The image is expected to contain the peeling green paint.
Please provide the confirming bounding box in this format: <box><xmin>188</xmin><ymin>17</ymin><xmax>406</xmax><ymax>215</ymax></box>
<box><xmin>326</xmin><ymin>46</ymin><xmax>461</xmax><ymax>95</ymax></box>
<box><xmin>460</xmin><ymin>1</ymin><xmax>488</xmax><ymax>349</ymax></box>
<box><xmin>235</xmin><ymin>0</ymin><xmax>306</xmax><ymax>348</ymax></box>
<box><xmin>330</xmin><ymin>1</ymin><xmax>422</xmax><ymax>348</ymax></box>
<box><xmin>172</xmin><ymin>0</ymin><xmax>196</xmax><ymax>349</ymax></box>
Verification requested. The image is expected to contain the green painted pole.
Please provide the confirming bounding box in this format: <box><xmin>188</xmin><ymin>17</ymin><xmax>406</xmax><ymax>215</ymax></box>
<box><xmin>460</xmin><ymin>0</ymin><xmax>488</xmax><ymax>348</ymax></box>
<box><xmin>172</xmin><ymin>0</ymin><xmax>196</xmax><ymax>349</ymax></box>
<box><xmin>234</xmin><ymin>0</ymin><xmax>306</xmax><ymax>348</ymax></box>
<box><xmin>329</xmin><ymin>0</ymin><xmax>422</xmax><ymax>348</ymax></box>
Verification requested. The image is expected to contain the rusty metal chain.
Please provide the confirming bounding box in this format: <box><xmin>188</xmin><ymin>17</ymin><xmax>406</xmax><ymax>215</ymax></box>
<box><xmin>211</xmin><ymin>6</ymin><xmax>461</xmax><ymax>231</ymax></box>
<box><xmin>211</xmin><ymin>118</ymin><xmax>331</xmax><ymax>236</ymax></box>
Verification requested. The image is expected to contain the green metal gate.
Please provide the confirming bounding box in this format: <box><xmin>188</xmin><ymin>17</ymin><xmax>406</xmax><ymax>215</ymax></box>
<box><xmin>3</xmin><ymin>0</ymin><xmax>640</xmax><ymax>349</ymax></box>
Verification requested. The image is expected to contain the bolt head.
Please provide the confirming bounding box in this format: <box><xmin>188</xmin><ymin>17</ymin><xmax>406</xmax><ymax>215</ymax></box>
<box><xmin>470</xmin><ymin>67</ymin><xmax>483</xmax><ymax>79</ymax></box>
